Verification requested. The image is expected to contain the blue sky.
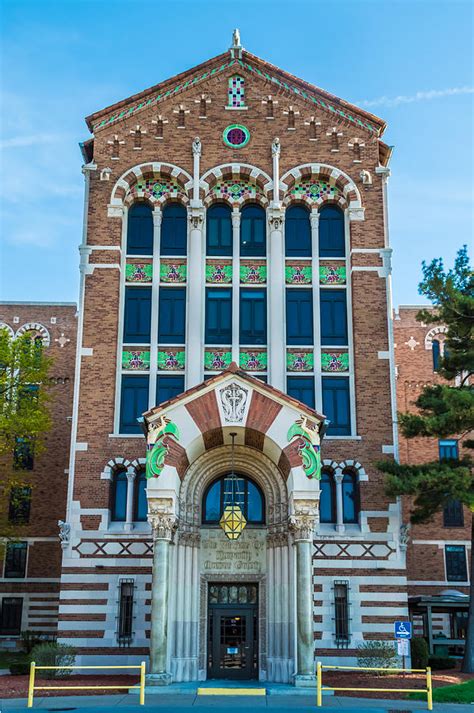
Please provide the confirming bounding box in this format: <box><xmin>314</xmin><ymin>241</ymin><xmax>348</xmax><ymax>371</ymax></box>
<box><xmin>0</xmin><ymin>0</ymin><xmax>472</xmax><ymax>307</ymax></box>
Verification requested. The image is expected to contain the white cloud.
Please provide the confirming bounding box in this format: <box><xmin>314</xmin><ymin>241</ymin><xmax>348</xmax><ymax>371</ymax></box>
<box><xmin>357</xmin><ymin>86</ymin><xmax>474</xmax><ymax>108</ymax></box>
<box><xmin>0</xmin><ymin>133</ymin><xmax>72</xmax><ymax>149</ymax></box>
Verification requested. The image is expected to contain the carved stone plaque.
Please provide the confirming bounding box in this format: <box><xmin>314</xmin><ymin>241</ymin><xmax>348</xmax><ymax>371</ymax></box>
<box><xmin>200</xmin><ymin>528</ymin><xmax>266</xmax><ymax>575</ymax></box>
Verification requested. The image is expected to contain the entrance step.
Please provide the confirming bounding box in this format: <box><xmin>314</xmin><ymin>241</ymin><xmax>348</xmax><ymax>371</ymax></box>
<box><xmin>198</xmin><ymin>687</ymin><xmax>266</xmax><ymax>696</ymax></box>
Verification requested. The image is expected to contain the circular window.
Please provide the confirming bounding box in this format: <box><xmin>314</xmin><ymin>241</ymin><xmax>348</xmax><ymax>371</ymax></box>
<box><xmin>223</xmin><ymin>124</ymin><xmax>250</xmax><ymax>148</ymax></box>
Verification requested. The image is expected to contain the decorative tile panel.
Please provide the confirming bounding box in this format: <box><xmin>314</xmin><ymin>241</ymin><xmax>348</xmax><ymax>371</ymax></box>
<box><xmin>158</xmin><ymin>348</ymin><xmax>185</xmax><ymax>371</ymax></box>
<box><xmin>285</xmin><ymin>262</ymin><xmax>312</xmax><ymax>284</ymax></box>
<box><xmin>204</xmin><ymin>349</ymin><xmax>232</xmax><ymax>371</ymax></box>
<box><xmin>206</xmin><ymin>261</ymin><xmax>233</xmax><ymax>284</ymax></box>
<box><xmin>313</xmin><ymin>541</ymin><xmax>396</xmax><ymax>560</ymax></box>
<box><xmin>125</xmin><ymin>261</ymin><xmax>153</xmax><ymax>283</ymax></box>
<box><xmin>130</xmin><ymin>177</ymin><xmax>184</xmax><ymax>201</ymax></box>
<box><xmin>212</xmin><ymin>179</ymin><xmax>263</xmax><ymax>203</ymax></box>
<box><xmin>240</xmin><ymin>262</ymin><xmax>267</xmax><ymax>284</ymax></box>
<box><xmin>228</xmin><ymin>76</ymin><xmax>246</xmax><ymax>107</ymax></box>
<box><xmin>122</xmin><ymin>349</ymin><xmax>150</xmax><ymax>370</ymax></box>
<box><xmin>73</xmin><ymin>540</ymin><xmax>153</xmax><ymax>557</ymax></box>
<box><xmin>321</xmin><ymin>352</ymin><xmax>349</xmax><ymax>372</ymax></box>
<box><xmin>287</xmin><ymin>349</ymin><xmax>314</xmax><ymax>372</ymax></box>
<box><xmin>290</xmin><ymin>179</ymin><xmax>340</xmax><ymax>203</ymax></box>
<box><xmin>319</xmin><ymin>265</ymin><xmax>346</xmax><ymax>285</ymax></box>
<box><xmin>240</xmin><ymin>349</ymin><xmax>267</xmax><ymax>372</ymax></box>
<box><xmin>160</xmin><ymin>259</ymin><xmax>187</xmax><ymax>283</ymax></box>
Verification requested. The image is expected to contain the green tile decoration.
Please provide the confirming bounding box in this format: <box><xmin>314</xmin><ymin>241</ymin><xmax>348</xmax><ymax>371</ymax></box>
<box><xmin>204</xmin><ymin>350</ymin><xmax>232</xmax><ymax>371</ymax></box>
<box><xmin>287</xmin><ymin>350</ymin><xmax>314</xmax><ymax>372</ymax></box>
<box><xmin>160</xmin><ymin>261</ymin><xmax>187</xmax><ymax>283</ymax></box>
<box><xmin>212</xmin><ymin>179</ymin><xmax>264</xmax><ymax>203</ymax></box>
<box><xmin>321</xmin><ymin>352</ymin><xmax>349</xmax><ymax>372</ymax></box>
<box><xmin>291</xmin><ymin>179</ymin><xmax>340</xmax><ymax>203</ymax></box>
<box><xmin>122</xmin><ymin>350</ymin><xmax>150</xmax><ymax>370</ymax></box>
<box><xmin>131</xmin><ymin>177</ymin><xmax>184</xmax><ymax>202</ymax></box>
<box><xmin>319</xmin><ymin>265</ymin><xmax>346</xmax><ymax>285</ymax></box>
<box><xmin>206</xmin><ymin>263</ymin><xmax>233</xmax><ymax>283</ymax></box>
<box><xmin>126</xmin><ymin>262</ymin><xmax>153</xmax><ymax>283</ymax></box>
<box><xmin>285</xmin><ymin>264</ymin><xmax>312</xmax><ymax>284</ymax></box>
<box><xmin>239</xmin><ymin>350</ymin><xmax>267</xmax><ymax>372</ymax></box>
<box><xmin>240</xmin><ymin>264</ymin><xmax>267</xmax><ymax>283</ymax></box>
<box><xmin>157</xmin><ymin>349</ymin><xmax>185</xmax><ymax>371</ymax></box>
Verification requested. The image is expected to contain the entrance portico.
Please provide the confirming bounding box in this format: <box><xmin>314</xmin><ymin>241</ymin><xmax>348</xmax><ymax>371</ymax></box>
<box><xmin>141</xmin><ymin>364</ymin><xmax>325</xmax><ymax>685</ymax></box>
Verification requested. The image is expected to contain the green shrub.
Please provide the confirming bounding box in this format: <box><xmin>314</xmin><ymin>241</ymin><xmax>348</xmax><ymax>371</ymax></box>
<box><xmin>30</xmin><ymin>642</ymin><xmax>76</xmax><ymax>679</ymax></box>
<box><xmin>20</xmin><ymin>630</ymin><xmax>46</xmax><ymax>654</ymax></box>
<box><xmin>410</xmin><ymin>637</ymin><xmax>429</xmax><ymax>669</ymax></box>
<box><xmin>9</xmin><ymin>662</ymin><xmax>30</xmax><ymax>675</ymax></box>
<box><xmin>428</xmin><ymin>655</ymin><xmax>457</xmax><ymax>670</ymax></box>
<box><xmin>356</xmin><ymin>640</ymin><xmax>398</xmax><ymax>674</ymax></box>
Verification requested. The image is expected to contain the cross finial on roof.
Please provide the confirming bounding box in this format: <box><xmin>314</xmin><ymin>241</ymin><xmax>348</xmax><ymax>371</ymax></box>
<box><xmin>230</xmin><ymin>28</ymin><xmax>243</xmax><ymax>58</ymax></box>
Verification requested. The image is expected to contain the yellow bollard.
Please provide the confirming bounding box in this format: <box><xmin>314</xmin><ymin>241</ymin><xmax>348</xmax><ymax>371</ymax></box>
<box><xmin>316</xmin><ymin>661</ymin><xmax>322</xmax><ymax>707</ymax></box>
<box><xmin>139</xmin><ymin>661</ymin><xmax>146</xmax><ymax>705</ymax></box>
<box><xmin>27</xmin><ymin>661</ymin><xmax>36</xmax><ymax>708</ymax></box>
<box><xmin>426</xmin><ymin>666</ymin><xmax>433</xmax><ymax>711</ymax></box>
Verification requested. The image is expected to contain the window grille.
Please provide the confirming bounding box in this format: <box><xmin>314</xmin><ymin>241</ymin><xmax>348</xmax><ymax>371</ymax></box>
<box><xmin>117</xmin><ymin>578</ymin><xmax>135</xmax><ymax>646</ymax></box>
<box><xmin>333</xmin><ymin>580</ymin><xmax>350</xmax><ymax>647</ymax></box>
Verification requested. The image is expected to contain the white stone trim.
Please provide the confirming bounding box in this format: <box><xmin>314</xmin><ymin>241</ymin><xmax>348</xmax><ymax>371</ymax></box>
<box><xmin>424</xmin><ymin>325</ymin><xmax>448</xmax><ymax>349</ymax></box>
<box><xmin>15</xmin><ymin>322</ymin><xmax>51</xmax><ymax>346</ymax></box>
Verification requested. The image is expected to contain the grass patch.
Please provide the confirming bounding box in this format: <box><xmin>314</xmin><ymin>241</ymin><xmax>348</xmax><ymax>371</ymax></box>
<box><xmin>408</xmin><ymin>679</ymin><xmax>474</xmax><ymax>704</ymax></box>
<box><xmin>0</xmin><ymin>651</ymin><xmax>29</xmax><ymax>668</ymax></box>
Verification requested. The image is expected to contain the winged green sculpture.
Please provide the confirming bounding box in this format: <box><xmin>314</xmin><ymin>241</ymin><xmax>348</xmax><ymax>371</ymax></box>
<box><xmin>287</xmin><ymin>417</ymin><xmax>321</xmax><ymax>479</ymax></box>
<box><xmin>146</xmin><ymin>416</ymin><xmax>180</xmax><ymax>479</ymax></box>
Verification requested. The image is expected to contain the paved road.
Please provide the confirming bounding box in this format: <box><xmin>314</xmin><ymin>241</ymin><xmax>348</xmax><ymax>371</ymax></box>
<box><xmin>1</xmin><ymin>694</ymin><xmax>472</xmax><ymax>713</ymax></box>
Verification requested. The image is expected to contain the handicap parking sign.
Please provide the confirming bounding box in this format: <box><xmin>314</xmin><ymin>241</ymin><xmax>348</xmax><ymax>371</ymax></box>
<box><xmin>394</xmin><ymin>621</ymin><xmax>412</xmax><ymax>639</ymax></box>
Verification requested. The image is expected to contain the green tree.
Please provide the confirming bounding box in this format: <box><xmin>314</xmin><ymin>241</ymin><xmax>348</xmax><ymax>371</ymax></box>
<box><xmin>0</xmin><ymin>328</ymin><xmax>53</xmax><ymax>542</ymax></box>
<box><xmin>379</xmin><ymin>246</ymin><xmax>474</xmax><ymax>673</ymax></box>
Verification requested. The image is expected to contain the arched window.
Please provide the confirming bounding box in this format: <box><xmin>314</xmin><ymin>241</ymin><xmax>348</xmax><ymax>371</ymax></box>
<box><xmin>202</xmin><ymin>475</ymin><xmax>265</xmax><ymax>524</ymax></box>
<box><xmin>319</xmin><ymin>205</ymin><xmax>345</xmax><ymax>257</ymax></box>
<box><xmin>342</xmin><ymin>469</ymin><xmax>359</xmax><ymax>524</ymax></box>
<box><xmin>240</xmin><ymin>204</ymin><xmax>266</xmax><ymax>257</ymax></box>
<box><xmin>133</xmin><ymin>468</ymin><xmax>147</xmax><ymax>522</ymax></box>
<box><xmin>320</xmin><ymin>470</ymin><xmax>336</xmax><ymax>523</ymax></box>
<box><xmin>432</xmin><ymin>339</ymin><xmax>440</xmax><ymax>371</ymax></box>
<box><xmin>285</xmin><ymin>205</ymin><xmax>311</xmax><ymax>257</ymax></box>
<box><xmin>127</xmin><ymin>203</ymin><xmax>153</xmax><ymax>255</ymax></box>
<box><xmin>111</xmin><ymin>468</ymin><xmax>128</xmax><ymax>522</ymax></box>
<box><xmin>206</xmin><ymin>204</ymin><xmax>232</xmax><ymax>256</ymax></box>
<box><xmin>161</xmin><ymin>203</ymin><xmax>187</xmax><ymax>255</ymax></box>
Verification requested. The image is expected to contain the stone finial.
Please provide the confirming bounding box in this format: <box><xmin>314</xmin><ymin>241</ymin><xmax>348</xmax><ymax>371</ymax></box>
<box><xmin>232</xmin><ymin>28</ymin><xmax>241</xmax><ymax>48</ymax></box>
<box><xmin>271</xmin><ymin>137</ymin><xmax>281</xmax><ymax>157</ymax></box>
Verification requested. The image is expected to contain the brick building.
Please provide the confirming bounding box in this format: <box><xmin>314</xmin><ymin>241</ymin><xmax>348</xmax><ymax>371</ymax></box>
<box><xmin>394</xmin><ymin>306</ymin><xmax>471</xmax><ymax>657</ymax></box>
<box><xmin>0</xmin><ymin>302</ymin><xmax>77</xmax><ymax>644</ymax></box>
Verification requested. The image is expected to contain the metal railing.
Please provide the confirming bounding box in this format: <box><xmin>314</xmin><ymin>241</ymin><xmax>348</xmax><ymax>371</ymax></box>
<box><xmin>316</xmin><ymin>662</ymin><xmax>433</xmax><ymax>710</ymax></box>
<box><xmin>27</xmin><ymin>661</ymin><xmax>146</xmax><ymax>708</ymax></box>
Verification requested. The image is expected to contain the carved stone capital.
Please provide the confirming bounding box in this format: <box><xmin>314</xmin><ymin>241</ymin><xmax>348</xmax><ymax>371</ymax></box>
<box><xmin>152</xmin><ymin>208</ymin><xmax>162</xmax><ymax>228</ymax></box>
<box><xmin>310</xmin><ymin>210</ymin><xmax>320</xmax><ymax>229</ymax></box>
<box><xmin>188</xmin><ymin>206</ymin><xmax>204</xmax><ymax>230</ymax></box>
<box><xmin>178</xmin><ymin>528</ymin><xmax>201</xmax><ymax>547</ymax></box>
<box><xmin>289</xmin><ymin>500</ymin><xmax>319</xmax><ymax>542</ymax></box>
<box><xmin>192</xmin><ymin>136</ymin><xmax>202</xmax><ymax>156</ymax></box>
<box><xmin>148</xmin><ymin>498</ymin><xmax>177</xmax><ymax>542</ymax></box>
<box><xmin>268</xmin><ymin>207</ymin><xmax>285</xmax><ymax>231</ymax></box>
<box><xmin>348</xmin><ymin>206</ymin><xmax>365</xmax><ymax>222</ymax></box>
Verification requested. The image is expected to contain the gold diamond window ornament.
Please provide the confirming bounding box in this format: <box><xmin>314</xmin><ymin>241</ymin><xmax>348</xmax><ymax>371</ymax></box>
<box><xmin>220</xmin><ymin>504</ymin><xmax>247</xmax><ymax>540</ymax></box>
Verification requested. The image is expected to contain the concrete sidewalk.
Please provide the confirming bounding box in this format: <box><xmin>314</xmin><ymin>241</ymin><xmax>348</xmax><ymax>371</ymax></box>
<box><xmin>1</xmin><ymin>692</ymin><xmax>472</xmax><ymax>713</ymax></box>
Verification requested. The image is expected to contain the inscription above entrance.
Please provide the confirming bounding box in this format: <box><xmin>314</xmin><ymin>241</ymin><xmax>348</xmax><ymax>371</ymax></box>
<box><xmin>200</xmin><ymin>529</ymin><xmax>266</xmax><ymax>574</ymax></box>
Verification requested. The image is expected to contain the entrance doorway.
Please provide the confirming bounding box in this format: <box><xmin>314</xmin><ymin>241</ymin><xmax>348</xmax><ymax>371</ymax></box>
<box><xmin>207</xmin><ymin>583</ymin><xmax>258</xmax><ymax>680</ymax></box>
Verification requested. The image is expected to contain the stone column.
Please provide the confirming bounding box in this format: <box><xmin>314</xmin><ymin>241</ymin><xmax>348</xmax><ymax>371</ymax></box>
<box><xmin>231</xmin><ymin>209</ymin><xmax>241</xmax><ymax>364</ymax></box>
<box><xmin>290</xmin><ymin>501</ymin><xmax>318</xmax><ymax>685</ymax></box>
<box><xmin>149</xmin><ymin>208</ymin><xmax>162</xmax><ymax>408</ymax></box>
<box><xmin>334</xmin><ymin>472</ymin><xmax>345</xmax><ymax>533</ymax></box>
<box><xmin>148</xmin><ymin>501</ymin><xmax>177</xmax><ymax>685</ymax></box>
<box><xmin>310</xmin><ymin>209</ymin><xmax>322</xmax><ymax>409</ymax></box>
<box><xmin>124</xmin><ymin>468</ymin><xmax>136</xmax><ymax>532</ymax></box>
<box><xmin>185</xmin><ymin>205</ymin><xmax>204</xmax><ymax>388</ymax></box>
<box><xmin>268</xmin><ymin>206</ymin><xmax>285</xmax><ymax>390</ymax></box>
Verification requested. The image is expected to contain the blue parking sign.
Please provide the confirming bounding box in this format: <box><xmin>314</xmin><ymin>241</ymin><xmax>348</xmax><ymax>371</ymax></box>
<box><xmin>394</xmin><ymin>621</ymin><xmax>412</xmax><ymax>639</ymax></box>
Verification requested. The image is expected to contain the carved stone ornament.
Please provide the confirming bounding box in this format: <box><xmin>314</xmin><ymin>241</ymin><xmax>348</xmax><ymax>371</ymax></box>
<box><xmin>219</xmin><ymin>382</ymin><xmax>248</xmax><ymax>423</ymax></box>
<box><xmin>148</xmin><ymin>498</ymin><xmax>177</xmax><ymax>541</ymax></box>
<box><xmin>268</xmin><ymin>207</ymin><xmax>284</xmax><ymax>230</ymax></box>
<box><xmin>192</xmin><ymin>136</ymin><xmax>201</xmax><ymax>156</ymax></box>
<box><xmin>189</xmin><ymin>207</ymin><xmax>204</xmax><ymax>230</ymax></box>
<box><xmin>288</xmin><ymin>500</ymin><xmax>319</xmax><ymax>541</ymax></box>
<box><xmin>58</xmin><ymin>520</ymin><xmax>71</xmax><ymax>549</ymax></box>
<box><xmin>399</xmin><ymin>522</ymin><xmax>411</xmax><ymax>549</ymax></box>
<box><xmin>271</xmin><ymin>137</ymin><xmax>281</xmax><ymax>156</ymax></box>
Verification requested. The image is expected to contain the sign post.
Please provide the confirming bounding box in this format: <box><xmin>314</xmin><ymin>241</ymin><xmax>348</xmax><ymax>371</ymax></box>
<box><xmin>394</xmin><ymin>621</ymin><xmax>412</xmax><ymax>673</ymax></box>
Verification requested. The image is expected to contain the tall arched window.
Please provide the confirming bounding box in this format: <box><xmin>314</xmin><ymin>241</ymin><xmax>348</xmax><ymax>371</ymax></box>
<box><xmin>285</xmin><ymin>205</ymin><xmax>311</xmax><ymax>257</ymax></box>
<box><xmin>206</xmin><ymin>204</ymin><xmax>232</xmax><ymax>256</ymax></box>
<box><xmin>133</xmin><ymin>468</ymin><xmax>147</xmax><ymax>522</ymax></box>
<box><xmin>202</xmin><ymin>475</ymin><xmax>265</xmax><ymax>524</ymax></box>
<box><xmin>432</xmin><ymin>339</ymin><xmax>440</xmax><ymax>371</ymax></box>
<box><xmin>127</xmin><ymin>203</ymin><xmax>153</xmax><ymax>255</ymax></box>
<box><xmin>319</xmin><ymin>205</ymin><xmax>345</xmax><ymax>257</ymax></box>
<box><xmin>160</xmin><ymin>203</ymin><xmax>187</xmax><ymax>255</ymax></box>
<box><xmin>320</xmin><ymin>470</ymin><xmax>336</xmax><ymax>523</ymax></box>
<box><xmin>111</xmin><ymin>468</ymin><xmax>128</xmax><ymax>522</ymax></box>
<box><xmin>240</xmin><ymin>204</ymin><xmax>266</xmax><ymax>257</ymax></box>
<box><xmin>342</xmin><ymin>469</ymin><xmax>359</xmax><ymax>524</ymax></box>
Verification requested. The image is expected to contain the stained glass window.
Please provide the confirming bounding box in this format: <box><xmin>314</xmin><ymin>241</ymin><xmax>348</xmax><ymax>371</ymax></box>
<box><xmin>228</xmin><ymin>76</ymin><xmax>245</xmax><ymax>107</ymax></box>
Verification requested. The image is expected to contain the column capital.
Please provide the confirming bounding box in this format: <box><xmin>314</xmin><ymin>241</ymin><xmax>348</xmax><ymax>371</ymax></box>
<box><xmin>310</xmin><ymin>209</ymin><xmax>320</xmax><ymax>229</ymax></box>
<box><xmin>375</xmin><ymin>165</ymin><xmax>391</xmax><ymax>180</ymax></box>
<box><xmin>148</xmin><ymin>499</ymin><xmax>177</xmax><ymax>541</ymax></box>
<box><xmin>289</xmin><ymin>500</ymin><xmax>318</xmax><ymax>542</ymax></box>
<box><xmin>231</xmin><ymin>209</ymin><xmax>241</xmax><ymax>229</ymax></box>
<box><xmin>268</xmin><ymin>205</ymin><xmax>285</xmax><ymax>230</ymax></box>
<box><xmin>152</xmin><ymin>207</ymin><xmax>162</xmax><ymax>227</ymax></box>
<box><xmin>334</xmin><ymin>472</ymin><xmax>344</xmax><ymax>484</ymax></box>
<box><xmin>126</xmin><ymin>468</ymin><xmax>137</xmax><ymax>483</ymax></box>
<box><xmin>188</xmin><ymin>205</ymin><xmax>205</xmax><ymax>230</ymax></box>
<box><xmin>348</xmin><ymin>206</ymin><xmax>365</xmax><ymax>222</ymax></box>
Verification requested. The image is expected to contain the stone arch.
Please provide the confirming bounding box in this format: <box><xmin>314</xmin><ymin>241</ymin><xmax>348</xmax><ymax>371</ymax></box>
<box><xmin>100</xmin><ymin>456</ymin><xmax>131</xmax><ymax>481</ymax></box>
<box><xmin>179</xmin><ymin>442</ymin><xmax>289</xmax><ymax>528</ymax></box>
<box><xmin>0</xmin><ymin>322</ymin><xmax>14</xmax><ymax>338</ymax></box>
<box><xmin>280</xmin><ymin>163</ymin><xmax>362</xmax><ymax>212</ymax></box>
<box><xmin>109</xmin><ymin>162</ymin><xmax>192</xmax><ymax>213</ymax></box>
<box><xmin>338</xmin><ymin>459</ymin><xmax>368</xmax><ymax>482</ymax></box>
<box><xmin>200</xmin><ymin>163</ymin><xmax>273</xmax><ymax>207</ymax></box>
<box><xmin>15</xmin><ymin>322</ymin><xmax>50</xmax><ymax>347</ymax></box>
<box><xmin>424</xmin><ymin>325</ymin><xmax>448</xmax><ymax>350</ymax></box>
